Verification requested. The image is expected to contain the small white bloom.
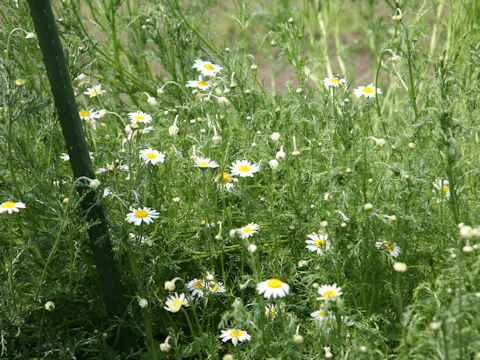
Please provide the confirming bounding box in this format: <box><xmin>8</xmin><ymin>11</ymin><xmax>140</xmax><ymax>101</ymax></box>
<box><xmin>139</xmin><ymin>148</ymin><xmax>166</xmax><ymax>165</ymax></box>
<box><xmin>239</xmin><ymin>223</ymin><xmax>260</xmax><ymax>239</ymax></box>
<box><xmin>125</xmin><ymin>207</ymin><xmax>160</xmax><ymax>226</ymax></box>
<box><xmin>128</xmin><ymin>111</ymin><xmax>152</xmax><ymax>124</ymax></box>
<box><xmin>364</xmin><ymin>203</ymin><xmax>373</xmax><ymax>211</ymax></box>
<box><xmin>186</xmin><ymin>79</ymin><xmax>210</xmax><ymax>90</ymax></box>
<box><xmin>375</xmin><ymin>240</ymin><xmax>401</xmax><ymax>257</ymax></box>
<box><xmin>305</xmin><ymin>233</ymin><xmax>331</xmax><ymax>255</ymax></box>
<box><xmin>84</xmin><ymin>85</ymin><xmax>106</xmax><ymax>97</ymax></box>
<box><xmin>193</xmin><ymin>59</ymin><xmax>223</xmax><ymax>77</ymax></box>
<box><xmin>354</xmin><ymin>84</ymin><xmax>382</xmax><ymax>98</ymax></box>
<box><xmin>230</xmin><ymin>160</ymin><xmax>260</xmax><ymax>177</ymax></box>
<box><xmin>164</xmin><ymin>293</ymin><xmax>189</xmax><ymax>313</ymax></box>
<box><xmin>0</xmin><ymin>201</ymin><xmax>26</xmax><ymax>214</ymax></box>
<box><xmin>323</xmin><ymin>75</ymin><xmax>346</xmax><ymax>88</ymax></box>
<box><xmin>317</xmin><ymin>284</ymin><xmax>342</xmax><ymax>300</ymax></box>
<box><xmin>256</xmin><ymin>279</ymin><xmax>290</xmax><ymax>299</ymax></box>
<box><xmin>219</xmin><ymin>329</ymin><xmax>251</xmax><ymax>347</ymax></box>
<box><xmin>194</xmin><ymin>157</ymin><xmax>219</xmax><ymax>169</ymax></box>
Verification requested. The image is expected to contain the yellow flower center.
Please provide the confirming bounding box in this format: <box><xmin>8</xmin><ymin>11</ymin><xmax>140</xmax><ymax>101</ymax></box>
<box><xmin>243</xmin><ymin>227</ymin><xmax>252</xmax><ymax>234</ymax></box>
<box><xmin>381</xmin><ymin>242</ymin><xmax>395</xmax><ymax>252</ymax></box>
<box><xmin>443</xmin><ymin>185</ymin><xmax>449</xmax><ymax>195</ymax></box>
<box><xmin>1</xmin><ymin>201</ymin><xmax>16</xmax><ymax>208</ymax></box>
<box><xmin>203</xmin><ymin>64</ymin><xmax>215</xmax><ymax>71</ymax></box>
<box><xmin>229</xmin><ymin>329</ymin><xmax>243</xmax><ymax>338</ymax></box>
<box><xmin>199</xmin><ymin>162</ymin><xmax>208</xmax><ymax>168</ymax></box>
<box><xmin>134</xmin><ymin>115</ymin><xmax>145</xmax><ymax>120</ymax></box>
<box><xmin>194</xmin><ymin>280</ymin><xmax>203</xmax><ymax>289</ymax></box>
<box><xmin>217</xmin><ymin>172</ymin><xmax>231</xmax><ymax>184</ymax></box>
<box><xmin>79</xmin><ymin>110</ymin><xmax>90</xmax><ymax>117</ymax></box>
<box><xmin>209</xmin><ymin>285</ymin><xmax>218</xmax><ymax>291</ymax></box>
<box><xmin>197</xmin><ymin>81</ymin><xmax>207</xmax><ymax>86</ymax></box>
<box><xmin>146</xmin><ymin>152</ymin><xmax>157</xmax><ymax>159</ymax></box>
<box><xmin>330</xmin><ymin>77</ymin><xmax>340</xmax><ymax>83</ymax></box>
<box><xmin>323</xmin><ymin>290</ymin><xmax>336</xmax><ymax>298</ymax></box>
<box><xmin>317</xmin><ymin>311</ymin><xmax>326</xmax><ymax>317</ymax></box>
<box><xmin>16</xmin><ymin>79</ymin><xmax>24</xmax><ymax>84</ymax></box>
<box><xmin>315</xmin><ymin>238</ymin><xmax>326</xmax><ymax>248</ymax></box>
<box><xmin>267</xmin><ymin>279</ymin><xmax>282</xmax><ymax>288</ymax></box>
<box><xmin>172</xmin><ymin>299</ymin><xmax>182</xmax><ymax>307</ymax></box>
<box><xmin>91</xmin><ymin>90</ymin><xmax>97</xmax><ymax>95</ymax></box>
<box><xmin>238</xmin><ymin>165</ymin><xmax>250</xmax><ymax>173</ymax></box>
<box><xmin>362</xmin><ymin>87</ymin><xmax>374</xmax><ymax>94</ymax></box>
<box><xmin>134</xmin><ymin>209</ymin><xmax>148</xmax><ymax>218</ymax></box>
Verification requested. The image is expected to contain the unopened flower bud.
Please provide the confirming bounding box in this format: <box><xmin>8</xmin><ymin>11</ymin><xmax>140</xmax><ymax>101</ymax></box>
<box><xmin>393</xmin><ymin>262</ymin><xmax>407</xmax><ymax>273</ymax></box>
<box><xmin>169</xmin><ymin>124</ymin><xmax>179</xmax><ymax>137</ymax></box>
<box><xmin>276</xmin><ymin>146</ymin><xmax>286</xmax><ymax>160</ymax></box>
<box><xmin>156</xmin><ymin>88</ymin><xmax>164</xmax><ymax>96</ymax></box>
<box><xmin>90</xmin><ymin>179</ymin><xmax>101</xmax><ymax>190</ymax></box>
<box><xmin>44</xmin><ymin>301</ymin><xmax>55</xmax><ymax>311</ymax></box>
<box><xmin>293</xmin><ymin>334</ymin><xmax>304</xmax><ymax>344</ymax></box>
<box><xmin>248</xmin><ymin>244</ymin><xmax>257</xmax><ymax>253</ymax></box>
<box><xmin>138</xmin><ymin>298</ymin><xmax>148</xmax><ymax>308</ymax></box>
<box><xmin>364</xmin><ymin>203</ymin><xmax>373</xmax><ymax>211</ymax></box>
<box><xmin>270</xmin><ymin>132</ymin><xmax>280</xmax><ymax>141</ymax></box>
<box><xmin>269</xmin><ymin>159</ymin><xmax>279</xmax><ymax>170</ymax></box>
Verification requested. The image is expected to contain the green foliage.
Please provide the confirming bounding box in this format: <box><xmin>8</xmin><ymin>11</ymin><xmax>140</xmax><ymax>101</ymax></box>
<box><xmin>1</xmin><ymin>0</ymin><xmax>480</xmax><ymax>358</ymax></box>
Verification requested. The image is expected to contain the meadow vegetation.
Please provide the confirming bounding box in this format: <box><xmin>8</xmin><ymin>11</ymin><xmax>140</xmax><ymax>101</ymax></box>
<box><xmin>1</xmin><ymin>0</ymin><xmax>480</xmax><ymax>358</ymax></box>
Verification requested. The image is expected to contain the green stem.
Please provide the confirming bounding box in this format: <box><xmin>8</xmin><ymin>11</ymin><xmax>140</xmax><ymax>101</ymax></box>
<box><xmin>174</xmin><ymin>0</ymin><xmax>221</xmax><ymax>59</ymax></box>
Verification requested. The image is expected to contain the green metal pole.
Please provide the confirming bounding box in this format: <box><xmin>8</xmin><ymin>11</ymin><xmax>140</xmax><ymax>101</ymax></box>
<box><xmin>26</xmin><ymin>0</ymin><xmax>135</xmax><ymax>353</ymax></box>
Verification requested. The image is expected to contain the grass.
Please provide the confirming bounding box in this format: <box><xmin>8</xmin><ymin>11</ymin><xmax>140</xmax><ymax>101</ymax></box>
<box><xmin>1</xmin><ymin>0</ymin><xmax>480</xmax><ymax>358</ymax></box>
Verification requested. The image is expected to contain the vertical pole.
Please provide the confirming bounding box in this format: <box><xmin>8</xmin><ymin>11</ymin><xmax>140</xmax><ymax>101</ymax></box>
<box><xmin>26</xmin><ymin>0</ymin><xmax>135</xmax><ymax>353</ymax></box>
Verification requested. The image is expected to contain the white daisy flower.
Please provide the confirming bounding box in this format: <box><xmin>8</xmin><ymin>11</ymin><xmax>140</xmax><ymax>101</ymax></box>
<box><xmin>219</xmin><ymin>329</ymin><xmax>251</xmax><ymax>347</ymax></box>
<box><xmin>215</xmin><ymin>172</ymin><xmax>238</xmax><ymax>190</ymax></box>
<box><xmin>187</xmin><ymin>278</ymin><xmax>206</xmax><ymax>297</ymax></box>
<box><xmin>15</xmin><ymin>79</ymin><xmax>25</xmax><ymax>86</ymax></box>
<box><xmin>125</xmin><ymin>207</ymin><xmax>159</xmax><ymax>226</ymax></box>
<box><xmin>60</xmin><ymin>152</ymin><xmax>93</xmax><ymax>162</ymax></box>
<box><xmin>323</xmin><ymin>75</ymin><xmax>346</xmax><ymax>88</ymax></box>
<box><xmin>239</xmin><ymin>222</ymin><xmax>259</xmax><ymax>239</ymax></box>
<box><xmin>230</xmin><ymin>160</ymin><xmax>260</xmax><ymax>177</ymax></box>
<box><xmin>186</xmin><ymin>79</ymin><xmax>211</xmax><ymax>90</ymax></box>
<box><xmin>354</xmin><ymin>84</ymin><xmax>382</xmax><ymax>98</ymax></box>
<box><xmin>265</xmin><ymin>304</ymin><xmax>277</xmax><ymax>319</ymax></box>
<box><xmin>128</xmin><ymin>111</ymin><xmax>152</xmax><ymax>124</ymax></box>
<box><xmin>200</xmin><ymin>220</ymin><xmax>216</xmax><ymax>227</ymax></box>
<box><xmin>317</xmin><ymin>284</ymin><xmax>342</xmax><ymax>300</ymax></box>
<box><xmin>310</xmin><ymin>308</ymin><xmax>329</xmax><ymax>321</ymax></box>
<box><xmin>129</xmin><ymin>233</ymin><xmax>148</xmax><ymax>245</ymax></box>
<box><xmin>78</xmin><ymin>109</ymin><xmax>101</xmax><ymax>121</ymax></box>
<box><xmin>0</xmin><ymin>201</ymin><xmax>26</xmax><ymax>214</ymax></box>
<box><xmin>205</xmin><ymin>281</ymin><xmax>226</xmax><ymax>294</ymax></box>
<box><xmin>256</xmin><ymin>278</ymin><xmax>290</xmax><ymax>299</ymax></box>
<box><xmin>96</xmin><ymin>162</ymin><xmax>129</xmax><ymax>174</ymax></box>
<box><xmin>305</xmin><ymin>233</ymin><xmax>331</xmax><ymax>255</ymax></box>
<box><xmin>84</xmin><ymin>85</ymin><xmax>106</xmax><ymax>97</ymax></box>
<box><xmin>432</xmin><ymin>178</ymin><xmax>450</xmax><ymax>202</ymax></box>
<box><xmin>193</xmin><ymin>59</ymin><xmax>223</xmax><ymax>77</ymax></box>
<box><xmin>164</xmin><ymin>293</ymin><xmax>189</xmax><ymax>313</ymax></box>
<box><xmin>194</xmin><ymin>157</ymin><xmax>219</xmax><ymax>169</ymax></box>
<box><xmin>139</xmin><ymin>148</ymin><xmax>166</xmax><ymax>165</ymax></box>
<box><xmin>375</xmin><ymin>240</ymin><xmax>401</xmax><ymax>257</ymax></box>
<box><xmin>102</xmin><ymin>187</ymin><xmax>113</xmax><ymax>198</ymax></box>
